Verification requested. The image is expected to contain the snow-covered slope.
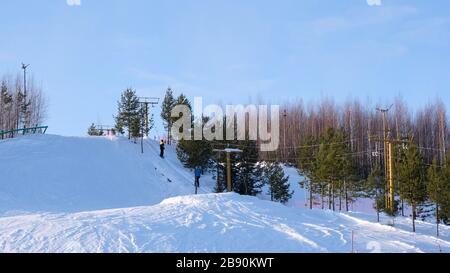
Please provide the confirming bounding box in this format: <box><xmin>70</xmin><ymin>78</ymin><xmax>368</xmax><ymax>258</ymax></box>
<box><xmin>0</xmin><ymin>135</ymin><xmax>448</xmax><ymax>253</ymax></box>
<box><xmin>0</xmin><ymin>193</ymin><xmax>448</xmax><ymax>253</ymax></box>
<box><xmin>0</xmin><ymin>134</ymin><xmax>205</xmax><ymax>215</ymax></box>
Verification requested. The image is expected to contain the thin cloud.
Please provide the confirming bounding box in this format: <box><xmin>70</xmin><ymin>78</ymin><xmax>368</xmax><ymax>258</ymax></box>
<box><xmin>367</xmin><ymin>0</ymin><xmax>382</xmax><ymax>6</ymax></box>
<box><xmin>66</xmin><ymin>0</ymin><xmax>81</xmax><ymax>6</ymax></box>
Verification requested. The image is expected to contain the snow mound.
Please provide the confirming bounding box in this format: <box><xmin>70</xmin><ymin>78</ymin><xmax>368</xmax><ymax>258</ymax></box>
<box><xmin>0</xmin><ymin>134</ymin><xmax>203</xmax><ymax>215</ymax></box>
<box><xmin>0</xmin><ymin>193</ymin><xmax>448</xmax><ymax>253</ymax></box>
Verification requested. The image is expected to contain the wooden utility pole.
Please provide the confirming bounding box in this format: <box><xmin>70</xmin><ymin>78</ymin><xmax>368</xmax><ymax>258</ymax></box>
<box><xmin>226</xmin><ymin>152</ymin><xmax>232</xmax><ymax>192</ymax></box>
<box><xmin>371</xmin><ymin>106</ymin><xmax>408</xmax><ymax>213</ymax></box>
<box><xmin>376</xmin><ymin>106</ymin><xmax>392</xmax><ymax>211</ymax></box>
<box><xmin>213</xmin><ymin>148</ymin><xmax>242</xmax><ymax>192</ymax></box>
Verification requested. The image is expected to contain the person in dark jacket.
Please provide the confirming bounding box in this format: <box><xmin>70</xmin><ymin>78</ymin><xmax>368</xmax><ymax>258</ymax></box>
<box><xmin>160</xmin><ymin>139</ymin><xmax>165</xmax><ymax>158</ymax></box>
<box><xmin>194</xmin><ymin>166</ymin><xmax>201</xmax><ymax>194</ymax></box>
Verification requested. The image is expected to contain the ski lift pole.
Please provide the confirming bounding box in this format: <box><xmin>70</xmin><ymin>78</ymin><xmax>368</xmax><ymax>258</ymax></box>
<box><xmin>213</xmin><ymin>148</ymin><xmax>243</xmax><ymax>192</ymax></box>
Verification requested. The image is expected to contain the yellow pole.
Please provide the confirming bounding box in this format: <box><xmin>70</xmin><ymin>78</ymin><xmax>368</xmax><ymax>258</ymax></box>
<box><xmin>384</xmin><ymin>140</ymin><xmax>389</xmax><ymax>209</ymax></box>
<box><xmin>389</xmin><ymin>142</ymin><xmax>394</xmax><ymax>211</ymax></box>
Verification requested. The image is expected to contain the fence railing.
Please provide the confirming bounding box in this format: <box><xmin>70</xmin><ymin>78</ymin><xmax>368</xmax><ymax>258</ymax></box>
<box><xmin>0</xmin><ymin>126</ymin><xmax>48</xmax><ymax>140</ymax></box>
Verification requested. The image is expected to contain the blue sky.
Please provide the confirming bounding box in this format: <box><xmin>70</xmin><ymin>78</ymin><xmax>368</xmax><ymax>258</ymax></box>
<box><xmin>1</xmin><ymin>0</ymin><xmax>449</xmax><ymax>136</ymax></box>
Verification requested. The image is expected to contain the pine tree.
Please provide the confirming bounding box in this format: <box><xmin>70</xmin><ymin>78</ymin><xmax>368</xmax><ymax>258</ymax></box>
<box><xmin>213</xmin><ymin>160</ymin><xmax>227</xmax><ymax>193</ymax></box>
<box><xmin>175</xmin><ymin>93</ymin><xmax>192</xmax><ymax>110</ymax></box>
<box><xmin>297</xmin><ymin>134</ymin><xmax>318</xmax><ymax>209</ymax></box>
<box><xmin>334</xmin><ymin>129</ymin><xmax>357</xmax><ymax>212</ymax></box>
<box><xmin>398</xmin><ymin>141</ymin><xmax>427</xmax><ymax>232</ymax></box>
<box><xmin>265</xmin><ymin>163</ymin><xmax>293</xmax><ymax>204</ymax></box>
<box><xmin>314</xmin><ymin>128</ymin><xmax>342</xmax><ymax>210</ymax></box>
<box><xmin>0</xmin><ymin>81</ymin><xmax>13</xmax><ymax>132</ymax></box>
<box><xmin>393</xmin><ymin>144</ymin><xmax>407</xmax><ymax>216</ymax></box>
<box><xmin>176</xmin><ymin>139</ymin><xmax>212</xmax><ymax>169</ymax></box>
<box><xmin>114</xmin><ymin>88</ymin><xmax>140</xmax><ymax>139</ymax></box>
<box><xmin>87</xmin><ymin>123</ymin><xmax>101</xmax><ymax>136</ymax></box>
<box><xmin>428</xmin><ymin>157</ymin><xmax>450</xmax><ymax>236</ymax></box>
<box><xmin>440</xmin><ymin>156</ymin><xmax>450</xmax><ymax>225</ymax></box>
<box><xmin>114</xmin><ymin>114</ymin><xmax>125</xmax><ymax>135</ymax></box>
<box><xmin>129</xmin><ymin>114</ymin><xmax>141</xmax><ymax>142</ymax></box>
<box><xmin>19</xmin><ymin>90</ymin><xmax>31</xmax><ymax>128</ymax></box>
<box><xmin>233</xmin><ymin>140</ymin><xmax>263</xmax><ymax>196</ymax></box>
<box><xmin>176</xmin><ymin>116</ymin><xmax>212</xmax><ymax>169</ymax></box>
<box><xmin>366</xmin><ymin>165</ymin><xmax>385</xmax><ymax>222</ymax></box>
<box><xmin>161</xmin><ymin>87</ymin><xmax>175</xmax><ymax>144</ymax></box>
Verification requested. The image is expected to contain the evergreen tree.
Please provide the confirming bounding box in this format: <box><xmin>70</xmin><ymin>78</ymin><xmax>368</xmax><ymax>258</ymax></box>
<box><xmin>297</xmin><ymin>134</ymin><xmax>318</xmax><ymax>209</ymax></box>
<box><xmin>335</xmin><ymin>130</ymin><xmax>358</xmax><ymax>212</ymax></box>
<box><xmin>393</xmin><ymin>144</ymin><xmax>405</xmax><ymax>216</ymax></box>
<box><xmin>19</xmin><ymin>90</ymin><xmax>31</xmax><ymax>128</ymax></box>
<box><xmin>161</xmin><ymin>87</ymin><xmax>175</xmax><ymax>144</ymax></box>
<box><xmin>233</xmin><ymin>140</ymin><xmax>263</xmax><ymax>196</ymax></box>
<box><xmin>114</xmin><ymin>114</ymin><xmax>125</xmax><ymax>135</ymax></box>
<box><xmin>176</xmin><ymin>139</ymin><xmax>212</xmax><ymax>170</ymax></box>
<box><xmin>264</xmin><ymin>163</ymin><xmax>293</xmax><ymax>204</ymax></box>
<box><xmin>0</xmin><ymin>81</ymin><xmax>13</xmax><ymax>131</ymax></box>
<box><xmin>315</xmin><ymin>141</ymin><xmax>331</xmax><ymax>209</ymax></box>
<box><xmin>114</xmin><ymin>88</ymin><xmax>140</xmax><ymax>139</ymax></box>
<box><xmin>366</xmin><ymin>165</ymin><xmax>385</xmax><ymax>222</ymax></box>
<box><xmin>213</xmin><ymin>160</ymin><xmax>227</xmax><ymax>193</ymax></box>
<box><xmin>176</xmin><ymin>117</ymin><xmax>211</xmax><ymax>170</ymax></box>
<box><xmin>175</xmin><ymin>93</ymin><xmax>192</xmax><ymax>111</ymax></box>
<box><xmin>440</xmin><ymin>156</ymin><xmax>450</xmax><ymax>225</ymax></box>
<box><xmin>129</xmin><ymin>113</ymin><xmax>141</xmax><ymax>142</ymax></box>
<box><xmin>314</xmin><ymin>128</ymin><xmax>342</xmax><ymax>210</ymax></box>
<box><xmin>398</xmin><ymin>141</ymin><xmax>427</xmax><ymax>232</ymax></box>
<box><xmin>87</xmin><ymin>123</ymin><xmax>102</xmax><ymax>136</ymax></box>
<box><xmin>428</xmin><ymin>157</ymin><xmax>450</xmax><ymax>236</ymax></box>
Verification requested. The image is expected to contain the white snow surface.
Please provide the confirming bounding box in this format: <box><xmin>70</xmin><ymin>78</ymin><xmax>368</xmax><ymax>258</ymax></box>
<box><xmin>0</xmin><ymin>135</ymin><xmax>448</xmax><ymax>253</ymax></box>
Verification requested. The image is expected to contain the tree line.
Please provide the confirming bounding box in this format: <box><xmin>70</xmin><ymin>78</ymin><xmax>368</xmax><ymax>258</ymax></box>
<box><xmin>112</xmin><ymin>86</ymin><xmax>448</xmax><ymax>235</ymax></box>
<box><xmin>274</xmin><ymin>96</ymin><xmax>448</xmax><ymax>174</ymax></box>
<box><xmin>162</xmin><ymin>89</ymin><xmax>448</xmax><ymax>234</ymax></box>
<box><xmin>160</xmin><ymin>88</ymin><xmax>293</xmax><ymax>204</ymax></box>
<box><xmin>0</xmin><ymin>73</ymin><xmax>47</xmax><ymax>138</ymax></box>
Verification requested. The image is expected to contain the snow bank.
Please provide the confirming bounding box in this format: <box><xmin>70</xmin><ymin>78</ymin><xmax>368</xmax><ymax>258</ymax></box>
<box><xmin>0</xmin><ymin>135</ymin><xmax>202</xmax><ymax>215</ymax></box>
<box><xmin>0</xmin><ymin>193</ymin><xmax>448</xmax><ymax>253</ymax></box>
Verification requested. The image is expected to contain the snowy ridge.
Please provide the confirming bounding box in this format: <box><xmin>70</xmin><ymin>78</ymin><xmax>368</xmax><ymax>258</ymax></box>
<box><xmin>0</xmin><ymin>135</ymin><xmax>448</xmax><ymax>253</ymax></box>
<box><xmin>0</xmin><ymin>193</ymin><xmax>448</xmax><ymax>253</ymax></box>
<box><xmin>0</xmin><ymin>134</ymin><xmax>202</xmax><ymax>215</ymax></box>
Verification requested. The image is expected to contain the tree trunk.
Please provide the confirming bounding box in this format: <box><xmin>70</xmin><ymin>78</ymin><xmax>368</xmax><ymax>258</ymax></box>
<box><xmin>167</xmin><ymin>126</ymin><xmax>170</xmax><ymax>145</ymax></box>
<box><xmin>401</xmin><ymin>198</ymin><xmax>404</xmax><ymax>217</ymax></box>
<box><xmin>376</xmin><ymin>205</ymin><xmax>380</xmax><ymax>223</ymax></box>
<box><xmin>328</xmin><ymin>184</ymin><xmax>332</xmax><ymax>210</ymax></box>
<box><xmin>309</xmin><ymin>181</ymin><xmax>313</xmax><ymax>210</ymax></box>
<box><xmin>332</xmin><ymin>184</ymin><xmax>335</xmax><ymax>211</ymax></box>
<box><xmin>436</xmin><ymin>203</ymin><xmax>440</xmax><ymax>237</ymax></box>
<box><xmin>339</xmin><ymin>187</ymin><xmax>342</xmax><ymax>211</ymax></box>
<box><xmin>412</xmin><ymin>204</ymin><xmax>416</xmax><ymax>232</ymax></box>
<box><xmin>321</xmin><ymin>186</ymin><xmax>324</xmax><ymax>210</ymax></box>
<box><xmin>344</xmin><ymin>180</ymin><xmax>349</xmax><ymax>212</ymax></box>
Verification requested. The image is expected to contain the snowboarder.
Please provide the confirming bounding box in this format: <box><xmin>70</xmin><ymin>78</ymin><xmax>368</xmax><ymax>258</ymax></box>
<box><xmin>194</xmin><ymin>166</ymin><xmax>201</xmax><ymax>194</ymax></box>
<box><xmin>160</xmin><ymin>139</ymin><xmax>165</xmax><ymax>158</ymax></box>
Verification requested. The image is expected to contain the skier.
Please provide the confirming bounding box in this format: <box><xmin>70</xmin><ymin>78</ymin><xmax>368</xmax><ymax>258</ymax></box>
<box><xmin>160</xmin><ymin>139</ymin><xmax>165</xmax><ymax>158</ymax></box>
<box><xmin>194</xmin><ymin>166</ymin><xmax>201</xmax><ymax>194</ymax></box>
